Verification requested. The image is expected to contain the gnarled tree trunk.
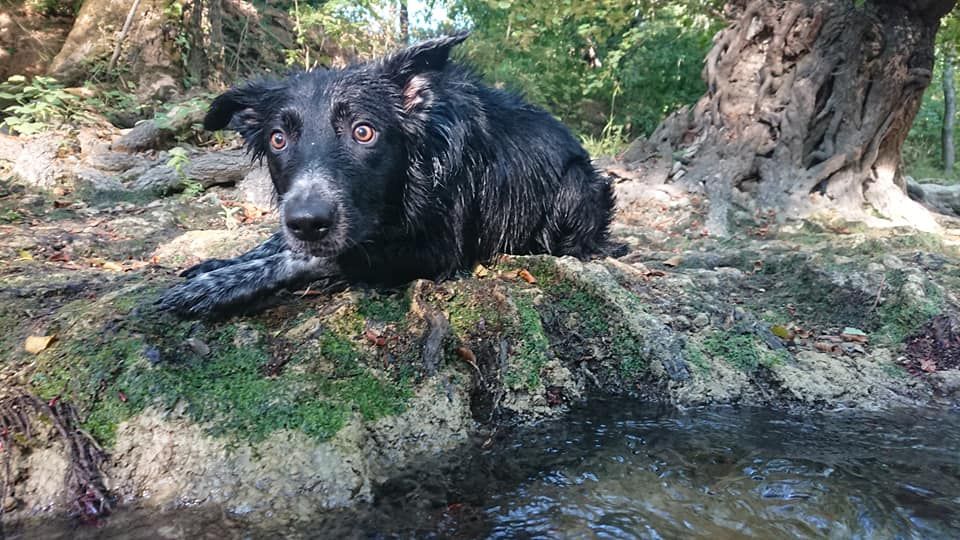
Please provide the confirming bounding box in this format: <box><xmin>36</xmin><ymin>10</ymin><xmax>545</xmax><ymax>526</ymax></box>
<box><xmin>628</xmin><ymin>0</ymin><xmax>957</xmax><ymax>234</ymax></box>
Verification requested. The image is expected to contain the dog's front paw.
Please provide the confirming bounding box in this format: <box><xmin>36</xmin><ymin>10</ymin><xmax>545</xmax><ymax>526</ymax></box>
<box><xmin>180</xmin><ymin>258</ymin><xmax>232</xmax><ymax>279</ymax></box>
<box><xmin>156</xmin><ymin>276</ymin><xmax>236</xmax><ymax>317</ymax></box>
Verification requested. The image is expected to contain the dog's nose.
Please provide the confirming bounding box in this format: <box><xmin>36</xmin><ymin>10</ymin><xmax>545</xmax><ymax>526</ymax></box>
<box><xmin>285</xmin><ymin>199</ymin><xmax>336</xmax><ymax>242</ymax></box>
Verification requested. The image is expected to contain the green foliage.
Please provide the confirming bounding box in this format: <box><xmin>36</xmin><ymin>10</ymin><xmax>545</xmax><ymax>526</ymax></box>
<box><xmin>285</xmin><ymin>0</ymin><xmax>403</xmax><ymax>68</ymax></box>
<box><xmin>457</xmin><ymin>0</ymin><xmax>721</xmax><ymax>142</ymax></box>
<box><xmin>903</xmin><ymin>9</ymin><xmax>960</xmax><ymax>184</ymax></box>
<box><xmin>27</xmin><ymin>0</ymin><xmax>81</xmax><ymax>16</ymax></box>
<box><xmin>154</xmin><ymin>97</ymin><xmax>209</xmax><ymax>131</ymax></box>
<box><xmin>0</xmin><ymin>75</ymin><xmax>93</xmax><ymax>135</ymax></box>
<box><xmin>167</xmin><ymin>147</ymin><xmax>203</xmax><ymax>198</ymax></box>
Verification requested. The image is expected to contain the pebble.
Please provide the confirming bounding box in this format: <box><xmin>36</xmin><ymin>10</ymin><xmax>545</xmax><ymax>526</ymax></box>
<box><xmin>185</xmin><ymin>337</ymin><xmax>211</xmax><ymax>357</ymax></box>
<box><xmin>672</xmin><ymin>315</ymin><xmax>690</xmax><ymax>330</ymax></box>
<box><xmin>692</xmin><ymin>313</ymin><xmax>710</xmax><ymax>328</ymax></box>
<box><xmin>3</xmin><ymin>495</ymin><xmax>18</xmax><ymax>512</ymax></box>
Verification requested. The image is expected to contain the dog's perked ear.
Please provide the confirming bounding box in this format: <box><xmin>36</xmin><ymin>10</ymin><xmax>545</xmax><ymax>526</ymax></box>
<box><xmin>382</xmin><ymin>32</ymin><xmax>469</xmax><ymax>112</ymax></box>
<box><xmin>203</xmin><ymin>81</ymin><xmax>286</xmax><ymax>131</ymax></box>
<box><xmin>203</xmin><ymin>80</ymin><xmax>287</xmax><ymax>158</ymax></box>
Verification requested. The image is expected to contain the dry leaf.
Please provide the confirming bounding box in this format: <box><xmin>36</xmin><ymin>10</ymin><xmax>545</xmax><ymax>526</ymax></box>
<box><xmin>920</xmin><ymin>358</ymin><xmax>937</xmax><ymax>373</ymax></box>
<box><xmin>25</xmin><ymin>335</ymin><xmax>55</xmax><ymax>354</ymax></box>
<box><xmin>456</xmin><ymin>346</ymin><xmax>478</xmax><ymax>367</ymax></box>
<box><xmin>518</xmin><ymin>269</ymin><xmax>537</xmax><ymax>284</ymax></box>
<box><xmin>102</xmin><ymin>261</ymin><xmax>124</xmax><ymax>272</ymax></box>
<box><xmin>663</xmin><ymin>255</ymin><xmax>683</xmax><ymax>267</ymax></box>
<box><xmin>771</xmin><ymin>325</ymin><xmax>793</xmax><ymax>340</ymax></box>
<box><xmin>840</xmin><ymin>327</ymin><xmax>868</xmax><ymax>343</ymax></box>
<box><xmin>814</xmin><ymin>341</ymin><xmax>837</xmax><ymax>354</ymax></box>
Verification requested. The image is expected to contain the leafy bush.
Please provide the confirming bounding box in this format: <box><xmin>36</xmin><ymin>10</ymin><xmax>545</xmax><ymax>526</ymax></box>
<box><xmin>0</xmin><ymin>75</ymin><xmax>94</xmax><ymax>135</ymax></box>
<box><xmin>27</xmin><ymin>0</ymin><xmax>81</xmax><ymax>17</ymax></box>
<box><xmin>456</xmin><ymin>1</ymin><xmax>721</xmax><ymax>146</ymax></box>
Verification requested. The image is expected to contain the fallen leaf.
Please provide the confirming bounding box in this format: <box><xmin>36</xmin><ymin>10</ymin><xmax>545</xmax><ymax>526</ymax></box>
<box><xmin>118</xmin><ymin>391</ymin><xmax>128</xmax><ymax>403</ymax></box>
<box><xmin>518</xmin><ymin>269</ymin><xmax>537</xmax><ymax>284</ymax></box>
<box><xmin>456</xmin><ymin>346</ymin><xmax>477</xmax><ymax>365</ymax></box>
<box><xmin>101</xmin><ymin>261</ymin><xmax>124</xmax><ymax>272</ymax></box>
<box><xmin>771</xmin><ymin>325</ymin><xmax>793</xmax><ymax>340</ymax></box>
<box><xmin>840</xmin><ymin>327</ymin><xmax>869</xmax><ymax>343</ymax></box>
<box><xmin>17</xmin><ymin>250</ymin><xmax>33</xmax><ymax>261</ymax></box>
<box><xmin>364</xmin><ymin>329</ymin><xmax>387</xmax><ymax>347</ymax></box>
<box><xmin>663</xmin><ymin>255</ymin><xmax>683</xmax><ymax>267</ymax></box>
<box><xmin>814</xmin><ymin>341</ymin><xmax>838</xmax><ymax>354</ymax></box>
<box><xmin>920</xmin><ymin>358</ymin><xmax>937</xmax><ymax>373</ymax></box>
<box><xmin>25</xmin><ymin>335</ymin><xmax>55</xmax><ymax>354</ymax></box>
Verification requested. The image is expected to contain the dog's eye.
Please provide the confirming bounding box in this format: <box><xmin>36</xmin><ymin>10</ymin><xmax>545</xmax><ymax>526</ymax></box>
<box><xmin>351</xmin><ymin>123</ymin><xmax>376</xmax><ymax>144</ymax></box>
<box><xmin>270</xmin><ymin>130</ymin><xmax>287</xmax><ymax>151</ymax></box>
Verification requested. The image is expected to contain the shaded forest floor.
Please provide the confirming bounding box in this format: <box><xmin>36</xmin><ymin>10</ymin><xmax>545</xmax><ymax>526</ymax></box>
<box><xmin>2</xmin><ymin>123</ymin><xmax>960</xmax><ymax>522</ymax></box>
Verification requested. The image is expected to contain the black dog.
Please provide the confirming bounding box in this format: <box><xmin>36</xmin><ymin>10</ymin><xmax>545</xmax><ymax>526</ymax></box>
<box><xmin>158</xmin><ymin>33</ymin><xmax>616</xmax><ymax>316</ymax></box>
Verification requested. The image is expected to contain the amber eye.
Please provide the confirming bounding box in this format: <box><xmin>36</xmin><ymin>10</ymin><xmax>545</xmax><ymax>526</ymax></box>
<box><xmin>270</xmin><ymin>130</ymin><xmax>287</xmax><ymax>151</ymax></box>
<box><xmin>352</xmin><ymin>123</ymin><xmax>376</xmax><ymax>144</ymax></box>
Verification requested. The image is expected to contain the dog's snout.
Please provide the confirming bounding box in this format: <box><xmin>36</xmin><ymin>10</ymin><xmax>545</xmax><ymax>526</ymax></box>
<box><xmin>285</xmin><ymin>198</ymin><xmax>337</xmax><ymax>242</ymax></box>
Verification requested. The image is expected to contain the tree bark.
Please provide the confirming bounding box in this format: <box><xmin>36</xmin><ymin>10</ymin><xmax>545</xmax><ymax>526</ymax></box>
<box><xmin>399</xmin><ymin>0</ymin><xmax>410</xmax><ymax>44</ymax></box>
<box><xmin>48</xmin><ymin>0</ymin><xmax>178</xmax><ymax>100</ymax></box>
<box><xmin>184</xmin><ymin>0</ymin><xmax>226</xmax><ymax>88</ymax></box>
<box><xmin>943</xmin><ymin>46</ymin><xmax>956</xmax><ymax>174</ymax></box>
<box><xmin>627</xmin><ymin>0</ymin><xmax>958</xmax><ymax>233</ymax></box>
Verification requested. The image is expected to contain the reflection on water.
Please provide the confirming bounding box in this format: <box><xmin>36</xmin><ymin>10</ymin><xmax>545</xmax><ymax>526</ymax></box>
<box><xmin>9</xmin><ymin>400</ymin><xmax>960</xmax><ymax>539</ymax></box>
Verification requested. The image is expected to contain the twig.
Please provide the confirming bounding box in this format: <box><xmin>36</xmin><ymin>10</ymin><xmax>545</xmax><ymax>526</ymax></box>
<box><xmin>870</xmin><ymin>274</ymin><xmax>887</xmax><ymax>314</ymax></box>
<box><xmin>107</xmin><ymin>0</ymin><xmax>143</xmax><ymax>72</ymax></box>
<box><xmin>0</xmin><ymin>394</ymin><xmax>112</xmax><ymax>522</ymax></box>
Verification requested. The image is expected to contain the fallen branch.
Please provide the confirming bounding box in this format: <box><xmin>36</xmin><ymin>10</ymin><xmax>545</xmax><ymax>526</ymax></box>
<box><xmin>107</xmin><ymin>0</ymin><xmax>143</xmax><ymax>72</ymax></box>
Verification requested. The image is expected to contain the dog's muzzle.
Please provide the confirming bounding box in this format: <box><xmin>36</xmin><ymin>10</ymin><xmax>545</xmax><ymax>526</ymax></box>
<box><xmin>284</xmin><ymin>195</ymin><xmax>337</xmax><ymax>243</ymax></box>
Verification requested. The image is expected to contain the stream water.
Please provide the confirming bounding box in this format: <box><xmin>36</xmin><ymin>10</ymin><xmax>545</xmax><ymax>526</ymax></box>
<box><xmin>9</xmin><ymin>399</ymin><xmax>960</xmax><ymax>539</ymax></box>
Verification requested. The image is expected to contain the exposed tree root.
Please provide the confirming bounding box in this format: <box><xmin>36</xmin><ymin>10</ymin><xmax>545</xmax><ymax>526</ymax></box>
<box><xmin>623</xmin><ymin>0</ymin><xmax>957</xmax><ymax>229</ymax></box>
<box><xmin>0</xmin><ymin>394</ymin><xmax>111</xmax><ymax>525</ymax></box>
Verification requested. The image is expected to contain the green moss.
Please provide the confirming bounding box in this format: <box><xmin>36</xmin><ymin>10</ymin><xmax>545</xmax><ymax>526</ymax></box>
<box><xmin>505</xmin><ymin>296</ymin><xmax>551</xmax><ymax>391</ymax></box>
<box><xmin>685</xmin><ymin>341</ymin><xmax>711</xmax><ymax>375</ymax></box>
<box><xmin>357</xmin><ymin>291</ymin><xmax>410</xmax><ymax>323</ymax></box>
<box><xmin>850</xmin><ymin>233</ymin><xmax>948</xmax><ymax>257</ymax></box>
<box><xmin>328</xmin><ymin>308</ymin><xmax>365</xmax><ymax>337</ymax></box>
<box><xmin>881</xmin><ymin>361</ymin><xmax>908</xmax><ymax>379</ymax></box>
<box><xmin>614</xmin><ymin>333</ymin><xmax>646</xmax><ymax>379</ymax></box>
<box><xmin>28</xmin><ymin>308</ymin><xmax>413</xmax><ymax>447</ymax></box>
<box><xmin>875</xmin><ymin>274</ymin><xmax>943</xmax><ymax>345</ymax></box>
<box><xmin>506</xmin><ymin>256</ymin><xmax>652</xmax><ymax>380</ymax></box>
<box><xmin>318</xmin><ymin>331</ymin><xmax>362</xmax><ymax>377</ymax></box>
<box><xmin>446</xmin><ymin>288</ymin><xmax>505</xmax><ymax>336</ymax></box>
<box><xmin>322</xmin><ymin>372</ymin><xmax>411</xmax><ymax>421</ymax></box>
<box><xmin>702</xmin><ymin>331</ymin><xmax>782</xmax><ymax>371</ymax></box>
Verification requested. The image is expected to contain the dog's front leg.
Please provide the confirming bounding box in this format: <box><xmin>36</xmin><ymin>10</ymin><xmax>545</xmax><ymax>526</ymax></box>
<box><xmin>157</xmin><ymin>252</ymin><xmax>339</xmax><ymax>317</ymax></box>
<box><xmin>180</xmin><ymin>231</ymin><xmax>288</xmax><ymax>279</ymax></box>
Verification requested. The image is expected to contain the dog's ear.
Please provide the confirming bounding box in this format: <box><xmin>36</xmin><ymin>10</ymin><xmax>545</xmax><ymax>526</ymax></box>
<box><xmin>203</xmin><ymin>81</ymin><xmax>284</xmax><ymax>131</ymax></box>
<box><xmin>383</xmin><ymin>32</ymin><xmax>469</xmax><ymax>112</ymax></box>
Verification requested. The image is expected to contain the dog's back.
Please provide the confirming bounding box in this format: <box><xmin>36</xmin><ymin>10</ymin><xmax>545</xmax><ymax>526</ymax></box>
<box><xmin>333</xmin><ymin>36</ymin><xmax>616</xmax><ymax>283</ymax></box>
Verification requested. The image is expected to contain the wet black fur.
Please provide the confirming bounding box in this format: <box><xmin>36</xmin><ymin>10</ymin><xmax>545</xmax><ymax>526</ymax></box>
<box><xmin>158</xmin><ymin>33</ymin><xmax>616</xmax><ymax>316</ymax></box>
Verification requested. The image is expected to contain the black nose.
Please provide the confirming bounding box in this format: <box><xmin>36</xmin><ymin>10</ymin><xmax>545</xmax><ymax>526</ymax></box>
<box><xmin>285</xmin><ymin>198</ymin><xmax>336</xmax><ymax>242</ymax></box>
